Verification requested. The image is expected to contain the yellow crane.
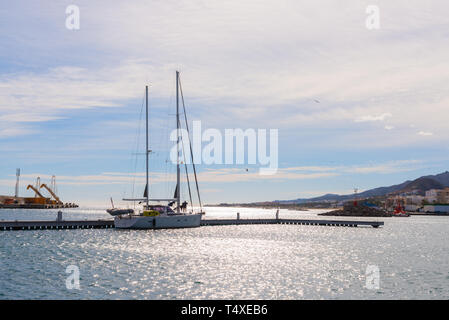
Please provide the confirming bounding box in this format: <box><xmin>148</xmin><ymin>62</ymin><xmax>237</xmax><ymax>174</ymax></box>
<box><xmin>40</xmin><ymin>184</ymin><xmax>62</xmax><ymax>204</ymax></box>
<box><xmin>26</xmin><ymin>185</ymin><xmax>45</xmax><ymax>198</ymax></box>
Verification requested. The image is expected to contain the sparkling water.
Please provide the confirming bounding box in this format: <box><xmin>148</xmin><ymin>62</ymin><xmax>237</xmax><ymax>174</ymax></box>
<box><xmin>0</xmin><ymin>207</ymin><xmax>448</xmax><ymax>299</ymax></box>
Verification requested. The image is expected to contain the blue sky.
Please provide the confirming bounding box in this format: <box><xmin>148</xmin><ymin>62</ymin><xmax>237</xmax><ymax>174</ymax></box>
<box><xmin>1</xmin><ymin>1</ymin><xmax>449</xmax><ymax>207</ymax></box>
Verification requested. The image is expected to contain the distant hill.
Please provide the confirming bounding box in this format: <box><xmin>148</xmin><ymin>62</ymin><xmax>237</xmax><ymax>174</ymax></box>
<box><xmin>276</xmin><ymin>171</ymin><xmax>449</xmax><ymax>204</ymax></box>
<box><xmin>392</xmin><ymin>177</ymin><xmax>444</xmax><ymax>195</ymax></box>
<box><xmin>423</xmin><ymin>171</ymin><xmax>449</xmax><ymax>186</ymax></box>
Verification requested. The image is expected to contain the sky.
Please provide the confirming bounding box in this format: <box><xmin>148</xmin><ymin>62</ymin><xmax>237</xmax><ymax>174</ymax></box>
<box><xmin>1</xmin><ymin>0</ymin><xmax>449</xmax><ymax>207</ymax></box>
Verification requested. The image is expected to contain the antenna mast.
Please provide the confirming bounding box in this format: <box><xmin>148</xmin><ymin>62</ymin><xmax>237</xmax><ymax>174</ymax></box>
<box><xmin>51</xmin><ymin>175</ymin><xmax>57</xmax><ymax>196</ymax></box>
<box><xmin>15</xmin><ymin>168</ymin><xmax>20</xmax><ymax>197</ymax></box>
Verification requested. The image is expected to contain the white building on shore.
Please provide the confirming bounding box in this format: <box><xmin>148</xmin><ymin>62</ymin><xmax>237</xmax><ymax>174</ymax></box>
<box><xmin>425</xmin><ymin>188</ymin><xmax>449</xmax><ymax>204</ymax></box>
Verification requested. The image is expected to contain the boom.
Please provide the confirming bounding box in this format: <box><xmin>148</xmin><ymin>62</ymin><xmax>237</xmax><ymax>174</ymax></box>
<box><xmin>40</xmin><ymin>184</ymin><xmax>62</xmax><ymax>204</ymax></box>
<box><xmin>26</xmin><ymin>185</ymin><xmax>45</xmax><ymax>198</ymax></box>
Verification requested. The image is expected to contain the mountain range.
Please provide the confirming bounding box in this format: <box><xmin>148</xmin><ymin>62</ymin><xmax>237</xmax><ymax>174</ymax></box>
<box><xmin>277</xmin><ymin>171</ymin><xmax>449</xmax><ymax>204</ymax></box>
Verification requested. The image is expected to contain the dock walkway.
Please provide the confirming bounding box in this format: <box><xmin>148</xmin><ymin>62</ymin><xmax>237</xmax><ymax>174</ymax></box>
<box><xmin>0</xmin><ymin>217</ymin><xmax>383</xmax><ymax>231</ymax></box>
<box><xmin>0</xmin><ymin>219</ymin><xmax>113</xmax><ymax>231</ymax></box>
<box><xmin>201</xmin><ymin>218</ymin><xmax>383</xmax><ymax>228</ymax></box>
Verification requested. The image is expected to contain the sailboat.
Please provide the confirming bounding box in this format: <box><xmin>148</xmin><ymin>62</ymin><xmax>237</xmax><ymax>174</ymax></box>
<box><xmin>110</xmin><ymin>71</ymin><xmax>203</xmax><ymax>229</ymax></box>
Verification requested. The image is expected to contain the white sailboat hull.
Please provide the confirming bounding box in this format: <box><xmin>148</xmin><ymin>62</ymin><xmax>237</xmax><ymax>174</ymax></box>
<box><xmin>114</xmin><ymin>214</ymin><xmax>202</xmax><ymax>229</ymax></box>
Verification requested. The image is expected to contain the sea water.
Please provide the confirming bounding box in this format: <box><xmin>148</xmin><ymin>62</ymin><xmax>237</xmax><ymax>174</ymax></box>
<box><xmin>0</xmin><ymin>207</ymin><xmax>448</xmax><ymax>299</ymax></box>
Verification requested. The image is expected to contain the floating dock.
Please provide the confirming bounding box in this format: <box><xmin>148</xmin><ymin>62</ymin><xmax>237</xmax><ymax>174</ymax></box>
<box><xmin>0</xmin><ymin>219</ymin><xmax>113</xmax><ymax>231</ymax></box>
<box><xmin>201</xmin><ymin>218</ymin><xmax>383</xmax><ymax>228</ymax></box>
<box><xmin>0</xmin><ymin>218</ymin><xmax>383</xmax><ymax>231</ymax></box>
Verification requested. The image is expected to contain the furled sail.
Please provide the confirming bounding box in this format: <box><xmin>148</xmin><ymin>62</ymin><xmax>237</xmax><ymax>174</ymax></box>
<box><xmin>143</xmin><ymin>184</ymin><xmax>148</xmax><ymax>198</ymax></box>
<box><xmin>173</xmin><ymin>184</ymin><xmax>178</xmax><ymax>199</ymax></box>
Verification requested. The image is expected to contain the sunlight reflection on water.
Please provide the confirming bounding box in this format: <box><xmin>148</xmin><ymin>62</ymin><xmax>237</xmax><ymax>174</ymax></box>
<box><xmin>1</xmin><ymin>207</ymin><xmax>448</xmax><ymax>299</ymax></box>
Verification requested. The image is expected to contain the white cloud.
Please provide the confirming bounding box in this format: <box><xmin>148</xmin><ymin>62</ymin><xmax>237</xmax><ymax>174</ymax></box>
<box><xmin>7</xmin><ymin>159</ymin><xmax>423</xmax><ymax>188</ymax></box>
<box><xmin>0</xmin><ymin>126</ymin><xmax>35</xmax><ymax>138</ymax></box>
<box><xmin>0</xmin><ymin>0</ymin><xmax>448</xmax><ymax>150</ymax></box>
<box><xmin>0</xmin><ymin>63</ymin><xmax>150</xmax><ymax>115</ymax></box>
<box><xmin>282</xmin><ymin>166</ymin><xmax>338</xmax><ymax>172</ymax></box>
<box><xmin>6</xmin><ymin>167</ymin><xmax>337</xmax><ymax>188</ymax></box>
<box><xmin>345</xmin><ymin>160</ymin><xmax>423</xmax><ymax>174</ymax></box>
<box><xmin>355</xmin><ymin>113</ymin><xmax>392</xmax><ymax>123</ymax></box>
<box><xmin>418</xmin><ymin>131</ymin><xmax>433</xmax><ymax>136</ymax></box>
<box><xmin>0</xmin><ymin>113</ymin><xmax>64</xmax><ymax>123</ymax></box>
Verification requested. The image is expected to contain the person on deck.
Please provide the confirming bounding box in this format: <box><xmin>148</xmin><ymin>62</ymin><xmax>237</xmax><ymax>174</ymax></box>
<box><xmin>180</xmin><ymin>201</ymin><xmax>188</xmax><ymax>213</ymax></box>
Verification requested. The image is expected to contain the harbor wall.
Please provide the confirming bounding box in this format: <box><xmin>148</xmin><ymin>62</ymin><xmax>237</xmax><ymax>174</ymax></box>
<box><xmin>422</xmin><ymin>204</ymin><xmax>449</xmax><ymax>213</ymax></box>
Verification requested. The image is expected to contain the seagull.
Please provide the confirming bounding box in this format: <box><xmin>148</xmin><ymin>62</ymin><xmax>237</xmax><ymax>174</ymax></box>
<box><xmin>313</xmin><ymin>99</ymin><xmax>320</xmax><ymax>103</ymax></box>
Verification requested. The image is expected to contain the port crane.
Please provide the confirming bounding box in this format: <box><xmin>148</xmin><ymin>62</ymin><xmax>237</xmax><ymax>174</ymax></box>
<box><xmin>26</xmin><ymin>185</ymin><xmax>45</xmax><ymax>198</ymax></box>
<box><xmin>40</xmin><ymin>184</ymin><xmax>62</xmax><ymax>204</ymax></box>
<box><xmin>1</xmin><ymin>170</ymin><xmax>78</xmax><ymax>209</ymax></box>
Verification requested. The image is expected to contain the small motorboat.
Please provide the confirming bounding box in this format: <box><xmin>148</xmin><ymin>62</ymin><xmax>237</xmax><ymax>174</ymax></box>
<box><xmin>106</xmin><ymin>197</ymin><xmax>134</xmax><ymax>216</ymax></box>
<box><xmin>107</xmin><ymin>208</ymin><xmax>134</xmax><ymax>216</ymax></box>
<box><xmin>393</xmin><ymin>212</ymin><xmax>410</xmax><ymax>217</ymax></box>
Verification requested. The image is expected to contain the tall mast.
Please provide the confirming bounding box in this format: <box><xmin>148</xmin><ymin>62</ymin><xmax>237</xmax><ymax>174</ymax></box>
<box><xmin>176</xmin><ymin>71</ymin><xmax>181</xmax><ymax>213</ymax></box>
<box><xmin>145</xmin><ymin>85</ymin><xmax>149</xmax><ymax>210</ymax></box>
